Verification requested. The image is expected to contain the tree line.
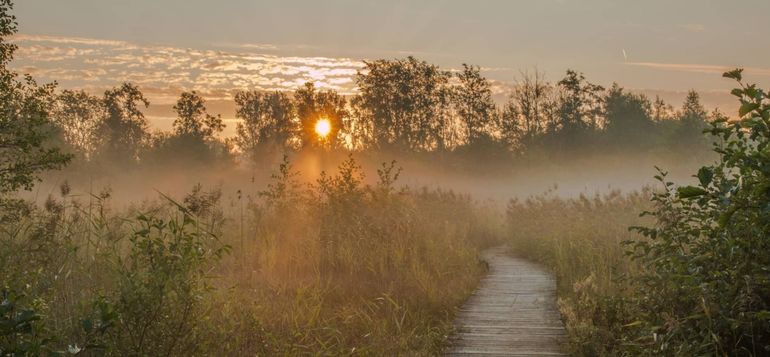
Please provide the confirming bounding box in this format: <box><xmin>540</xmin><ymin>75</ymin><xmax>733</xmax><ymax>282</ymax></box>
<box><xmin>45</xmin><ymin>57</ymin><xmax>719</xmax><ymax>170</ymax></box>
<box><xmin>6</xmin><ymin>14</ymin><xmax>720</xmax><ymax>179</ymax></box>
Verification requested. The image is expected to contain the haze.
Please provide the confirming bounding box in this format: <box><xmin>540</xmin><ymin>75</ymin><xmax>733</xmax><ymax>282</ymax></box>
<box><xmin>11</xmin><ymin>0</ymin><xmax>770</xmax><ymax>134</ymax></box>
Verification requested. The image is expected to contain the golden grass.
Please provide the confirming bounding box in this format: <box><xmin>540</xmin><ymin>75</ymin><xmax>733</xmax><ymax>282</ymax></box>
<box><xmin>1</xmin><ymin>157</ymin><xmax>499</xmax><ymax>355</ymax></box>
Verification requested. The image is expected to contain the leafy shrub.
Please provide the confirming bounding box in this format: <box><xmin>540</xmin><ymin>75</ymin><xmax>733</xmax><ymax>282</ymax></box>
<box><xmin>507</xmin><ymin>71</ymin><xmax>770</xmax><ymax>356</ymax></box>
<box><xmin>623</xmin><ymin>70</ymin><xmax>770</xmax><ymax>355</ymax></box>
<box><xmin>106</xmin><ymin>204</ymin><xmax>228</xmax><ymax>356</ymax></box>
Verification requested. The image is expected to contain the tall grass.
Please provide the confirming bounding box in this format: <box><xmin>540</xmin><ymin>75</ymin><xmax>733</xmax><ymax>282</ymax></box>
<box><xmin>1</xmin><ymin>156</ymin><xmax>499</xmax><ymax>355</ymax></box>
<box><xmin>505</xmin><ymin>188</ymin><xmax>652</xmax><ymax>355</ymax></box>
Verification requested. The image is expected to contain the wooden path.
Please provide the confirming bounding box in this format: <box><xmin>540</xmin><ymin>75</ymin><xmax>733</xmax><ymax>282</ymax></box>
<box><xmin>446</xmin><ymin>247</ymin><xmax>568</xmax><ymax>356</ymax></box>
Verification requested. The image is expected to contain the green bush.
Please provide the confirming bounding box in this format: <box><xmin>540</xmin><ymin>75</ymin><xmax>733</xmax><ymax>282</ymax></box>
<box><xmin>106</xmin><ymin>206</ymin><xmax>228</xmax><ymax>356</ymax></box>
<box><xmin>624</xmin><ymin>70</ymin><xmax>770</xmax><ymax>355</ymax></box>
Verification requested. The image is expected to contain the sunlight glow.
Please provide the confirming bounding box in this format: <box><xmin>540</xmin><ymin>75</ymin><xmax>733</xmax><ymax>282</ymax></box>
<box><xmin>315</xmin><ymin>118</ymin><xmax>331</xmax><ymax>138</ymax></box>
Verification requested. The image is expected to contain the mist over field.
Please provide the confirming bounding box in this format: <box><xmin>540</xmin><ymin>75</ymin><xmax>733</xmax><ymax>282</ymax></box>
<box><xmin>30</xmin><ymin>149</ymin><xmax>706</xmax><ymax>210</ymax></box>
<box><xmin>3</xmin><ymin>1</ymin><xmax>770</xmax><ymax>356</ymax></box>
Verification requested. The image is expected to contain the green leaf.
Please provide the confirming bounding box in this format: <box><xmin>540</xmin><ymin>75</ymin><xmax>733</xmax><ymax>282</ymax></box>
<box><xmin>81</xmin><ymin>318</ymin><xmax>93</xmax><ymax>333</ymax></box>
<box><xmin>739</xmin><ymin>102</ymin><xmax>759</xmax><ymax>117</ymax></box>
<box><xmin>15</xmin><ymin>309</ymin><xmax>39</xmax><ymax>324</ymax></box>
<box><xmin>677</xmin><ymin>186</ymin><xmax>708</xmax><ymax>198</ymax></box>
<box><xmin>723</xmin><ymin>68</ymin><xmax>743</xmax><ymax>81</ymax></box>
<box><xmin>756</xmin><ymin>310</ymin><xmax>770</xmax><ymax>320</ymax></box>
<box><xmin>697</xmin><ymin>167</ymin><xmax>713</xmax><ymax>187</ymax></box>
<box><xmin>745</xmin><ymin>85</ymin><xmax>759</xmax><ymax>99</ymax></box>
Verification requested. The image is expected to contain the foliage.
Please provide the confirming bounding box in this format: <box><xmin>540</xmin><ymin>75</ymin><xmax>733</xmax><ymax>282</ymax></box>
<box><xmin>50</xmin><ymin>90</ymin><xmax>104</xmax><ymax>160</ymax></box>
<box><xmin>233</xmin><ymin>90</ymin><xmax>296</xmax><ymax>161</ymax></box>
<box><xmin>294</xmin><ymin>82</ymin><xmax>349</xmax><ymax>149</ymax></box>
<box><xmin>96</xmin><ymin>83</ymin><xmax>150</xmax><ymax>163</ymax></box>
<box><xmin>557</xmin><ymin>69</ymin><xmax>605</xmax><ymax>131</ymax></box>
<box><xmin>145</xmin><ymin>91</ymin><xmax>231</xmax><ymax>166</ymax></box>
<box><xmin>506</xmin><ymin>71</ymin><xmax>770</xmax><ymax>356</ymax></box>
<box><xmin>352</xmin><ymin>56</ymin><xmax>454</xmax><ymax>151</ymax></box>
<box><xmin>0</xmin><ymin>0</ymin><xmax>70</xmax><ymax>198</ymax></box>
<box><xmin>604</xmin><ymin>84</ymin><xmax>656</xmax><ymax>149</ymax></box>
<box><xmin>501</xmin><ymin>69</ymin><xmax>558</xmax><ymax>150</ymax></box>
<box><xmin>172</xmin><ymin>91</ymin><xmax>225</xmax><ymax>140</ymax></box>
<box><xmin>506</xmin><ymin>189</ymin><xmax>651</xmax><ymax>355</ymax></box>
<box><xmin>623</xmin><ymin>70</ymin><xmax>770</xmax><ymax>355</ymax></box>
<box><xmin>107</xmin><ymin>206</ymin><xmax>228</xmax><ymax>355</ymax></box>
<box><xmin>453</xmin><ymin>64</ymin><xmax>497</xmax><ymax>145</ymax></box>
<box><xmin>666</xmin><ymin>90</ymin><xmax>713</xmax><ymax>158</ymax></box>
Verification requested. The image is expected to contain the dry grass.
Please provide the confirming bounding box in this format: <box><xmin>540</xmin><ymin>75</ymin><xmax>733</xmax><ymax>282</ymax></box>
<box><xmin>505</xmin><ymin>188</ymin><xmax>653</xmax><ymax>355</ymax></box>
<box><xmin>1</xmin><ymin>156</ymin><xmax>500</xmax><ymax>355</ymax></box>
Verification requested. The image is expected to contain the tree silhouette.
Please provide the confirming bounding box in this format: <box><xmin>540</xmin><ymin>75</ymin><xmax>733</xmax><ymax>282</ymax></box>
<box><xmin>652</xmin><ymin>95</ymin><xmax>674</xmax><ymax>121</ymax></box>
<box><xmin>501</xmin><ymin>70</ymin><xmax>558</xmax><ymax>150</ymax></box>
<box><xmin>0</xmin><ymin>0</ymin><xmax>70</xmax><ymax>197</ymax></box>
<box><xmin>352</xmin><ymin>57</ymin><xmax>453</xmax><ymax>151</ymax></box>
<box><xmin>603</xmin><ymin>84</ymin><xmax>655</xmax><ymax>149</ymax></box>
<box><xmin>96</xmin><ymin>83</ymin><xmax>150</xmax><ymax>163</ymax></box>
<box><xmin>51</xmin><ymin>90</ymin><xmax>104</xmax><ymax>159</ymax></box>
<box><xmin>556</xmin><ymin>69</ymin><xmax>605</xmax><ymax>131</ymax></box>
<box><xmin>453</xmin><ymin>64</ymin><xmax>497</xmax><ymax>146</ymax></box>
<box><xmin>668</xmin><ymin>90</ymin><xmax>711</xmax><ymax>156</ymax></box>
<box><xmin>294</xmin><ymin>82</ymin><xmax>348</xmax><ymax>149</ymax></box>
<box><xmin>141</xmin><ymin>91</ymin><xmax>229</xmax><ymax>165</ymax></box>
<box><xmin>172</xmin><ymin>91</ymin><xmax>224</xmax><ymax>140</ymax></box>
<box><xmin>234</xmin><ymin>90</ymin><xmax>296</xmax><ymax>161</ymax></box>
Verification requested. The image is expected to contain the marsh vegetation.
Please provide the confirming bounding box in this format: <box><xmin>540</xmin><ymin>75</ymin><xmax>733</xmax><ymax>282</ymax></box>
<box><xmin>2</xmin><ymin>1</ymin><xmax>769</xmax><ymax>355</ymax></box>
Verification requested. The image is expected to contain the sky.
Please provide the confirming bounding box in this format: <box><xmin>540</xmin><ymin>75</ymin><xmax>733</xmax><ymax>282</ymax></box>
<box><xmin>9</xmin><ymin>0</ymin><xmax>770</xmax><ymax>134</ymax></box>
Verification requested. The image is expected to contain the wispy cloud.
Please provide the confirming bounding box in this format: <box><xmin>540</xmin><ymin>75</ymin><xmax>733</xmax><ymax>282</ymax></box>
<box><xmin>678</xmin><ymin>23</ymin><xmax>706</xmax><ymax>33</ymax></box>
<box><xmin>9</xmin><ymin>33</ymin><xmax>366</xmax><ymax>103</ymax></box>
<box><xmin>11</xmin><ymin>34</ymin><xmax>132</xmax><ymax>47</ymax></box>
<box><xmin>231</xmin><ymin>43</ymin><xmax>279</xmax><ymax>51</ymax></box>
<box><xmin>480</xmin><ymin>67</ymin><xmax>514</xmax><ymax>72</ymax></box>
<box><xmin>625</xmin><ymin>61</ymin><xmax>770</xmax><ymax>77</ymax></box>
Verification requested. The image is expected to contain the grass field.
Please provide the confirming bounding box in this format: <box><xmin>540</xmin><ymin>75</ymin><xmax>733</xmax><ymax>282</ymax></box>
<box><xmin>1</xmin><ymin>157</ymin><xmax>503</xmax><ymax>355</ymax></box>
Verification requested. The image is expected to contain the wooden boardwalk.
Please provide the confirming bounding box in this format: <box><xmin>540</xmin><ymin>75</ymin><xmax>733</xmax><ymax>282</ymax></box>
<box><xmin>446</xmin><ymin>247</ymin><xmax>568</xmax><ymax>356</ymax></box>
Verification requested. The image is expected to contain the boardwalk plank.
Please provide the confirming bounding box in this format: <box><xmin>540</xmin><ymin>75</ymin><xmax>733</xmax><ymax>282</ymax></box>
<box><xmin>446</xmin><ymin>247</ymin><xmax>568</xmax><ymax>356</ymax></box>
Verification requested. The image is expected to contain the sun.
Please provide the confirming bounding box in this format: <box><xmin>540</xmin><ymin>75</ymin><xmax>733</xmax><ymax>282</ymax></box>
<box><xmin>315</xmin><ymin>118</ymin><xmax>331</xmax><ymax>138</ymax></box>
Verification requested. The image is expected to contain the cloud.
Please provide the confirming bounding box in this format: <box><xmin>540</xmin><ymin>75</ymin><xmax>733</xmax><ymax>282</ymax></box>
<box><xmin>678</xmin><ymin>24</ymin><xmax>706</xmax><ymax>33</ymax></box>
<box><xmin>624</xmin><ymin>61</ymin><xmax>770</xmax><ymax>77</ymax></box>
<box><xmin>9</xmin><ymin>33</ymin><xmax>366</xmax><ymax>104</ymax></box>
<box><xmin>480</xmin><ymin>67</ymin><xmax>514</xmax><ymax>72</ymax></box>
<box><xmin>233</xmin><ymin>43</ymin><xmax>280</xmax><ymax>51</ymax></box>
<box><xmin>11</xmin><ymin>34</ymin><xmax>132</xmax><ymax>48</ymax></box>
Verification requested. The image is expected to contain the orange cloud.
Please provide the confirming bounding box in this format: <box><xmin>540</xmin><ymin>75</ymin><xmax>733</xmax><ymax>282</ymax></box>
<box><xmin>10</xmin><ymin>33</ymin><xmax>366</xmax><ymax>104</ymax></box>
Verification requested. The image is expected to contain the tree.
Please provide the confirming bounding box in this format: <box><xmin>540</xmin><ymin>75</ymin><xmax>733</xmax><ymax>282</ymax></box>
<box><xmin>499</xmin><ymin>99</ymin><xmax>520</xmax><ymax>151</ymax></box>
<box><xmin>145</xmin><ymin>91</ymin><xmax>228</xmax><ymax>165</ymax></box>
<box><xmin>603</xmin><ymin>84</ymin><xmax>655</xmax><ymax>149</ymax></box>
<box><xmin>96</xmin><ymin>83</ymin><xmax>150</xmax><ymax>162</ymax></box>
<box><xmin>452</xmin><ymin>64</ymin><xmax>497</xmax><ymax>146</ymax></box>
<box><xmin>0</xmin><ymin>0</ymin><xmax>70</xmax><ymax>197</ymax></box>
<box><xmin>352</xmin><ymin>57</ymin><xmax>453</xmax><ymax>151</ymax></box>
<box><xmin>680</xmin><ymin>90</ymin><xmax>708</xmax><ymax>121</ymax></box>
<box><xmin>668</xmin><ymin>90</ymin><xmax>711</xmax><ymax>155</ymax></box>
<box><xmin>172</xmin><ymin>91</ymin><xmax>224</xmax><ymax>140</ymax></box>
<box><xmin>294</xmin><ymin>82</ymin><xmax>349</xmax><ymax>149</ymax></box>
<box><xmin>234</xmin><ymin>90</ymin><xmax>296</xmax><ymax>160</ymax></box>
<box><xmin>501</xmin><ymin>70</ymin><xmax>558</xmax><ymax>149</ymax></box>
<box><xmin>556</xmin><ymin>69</ymin><xmax>604</xmax><ymax>131</ymax></box>
<box><xmin>51</xmin><ymin>90</ymin><xmax>104</xmax><ymax>159</ymax></box>
<box><xmin>652</xmin><ymin>95</ymin><xmax>674</xmax><ymax>122</ymax></box>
